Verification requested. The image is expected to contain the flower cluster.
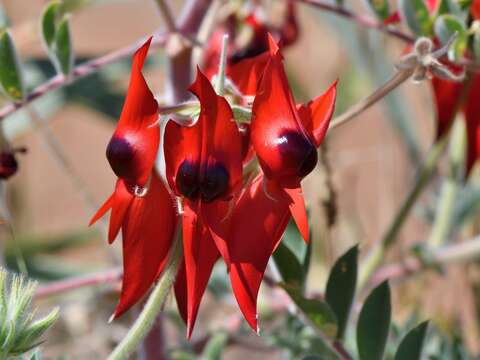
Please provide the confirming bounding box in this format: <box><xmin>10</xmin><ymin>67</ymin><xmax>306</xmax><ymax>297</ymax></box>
<box><xmin>91</xmin><ymin>5</ymin><xmax>337</xmax><ymax>338</ymax></box>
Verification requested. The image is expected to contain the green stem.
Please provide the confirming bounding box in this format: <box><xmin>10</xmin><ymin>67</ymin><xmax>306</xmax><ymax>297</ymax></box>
<box><xmin>107</xmin><ymin>234</ymin><xmax>183</xmax><ymax>360</ymax></box>
<box><xmin>427</xmin><ymin>117</ymin><xmax>466</xmax><ymax>248</ymax></box>
<box><xmin>358</xmin><ymin>136</ymin><xmax>449</xmax><ymax>289</ymax></box>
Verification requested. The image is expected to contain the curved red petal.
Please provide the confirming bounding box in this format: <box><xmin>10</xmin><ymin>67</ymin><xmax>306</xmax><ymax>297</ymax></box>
<box><xmin>251</xmin><ymin>36</ymin><xmax>315</xmax><ymax>181</ymax></box>
<box><xmin>228</xmin><ymin>52</ymin><xmax>270</xmax><ymax>96</ymax></box>
<box><xmin>189</xmin><ymin>68</ymin><xmax>243</xmax><ymax>191</ymax></box>
<box><xmin>112</xmin><ymin>173</ymin><xmax>177</xmax><ymax>319</ymax></box>
<box><xmin>202</xmin><ymin>200</ymin><xmax>232</xmax><ymax>268</ymax></box>
<box><xmin>463</xmin><ymin>74</ymin><xmax>480</xmax><ymax>175</ymax></box>
<box><xmin>282</xmin><ymin>185</ymin><xmax>309</xmax><ymax>243</ymax></box>
<box><xmin>298</xmin><ymin>80</ymin><xmax>337</xmax><ymax>147</ymax></box>
<box><xmin>89</xmin><ymin>193</ymin><xmax>114</xmax><ymax>226</ymax></box>
<box><xmin>431</xmin><ymin>75</ymin><xmax>464</xmax><ymax>139</ymax></box>
<box><xmin>164</xmin><ymin>119</ymin><xmax>202</xmax><ymax>194</ymax></box>
<box><xmin>182</xmin><ymin>200</ymin><xmax>220</xmax><ymax>338</ymax></box>
<box><xmin>110</xmin><ymin>37</ymin><xmax>159</xmax><ymax>186</ymax></box>
<box><xmin>106</xmin><ymin>180</ymin><xmax>134</xmax><ymax>244</ymax></box>
<box><xmin>229</xmin><ymin>174</ymin><xmax>291</xmax><ymax>331</ymax></box>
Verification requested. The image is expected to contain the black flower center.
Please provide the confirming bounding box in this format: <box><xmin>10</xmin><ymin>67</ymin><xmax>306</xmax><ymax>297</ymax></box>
<box><xmin>176</xmin><ymin>160</ymin><xmax>229</xmax><ymax>202</ymax></box>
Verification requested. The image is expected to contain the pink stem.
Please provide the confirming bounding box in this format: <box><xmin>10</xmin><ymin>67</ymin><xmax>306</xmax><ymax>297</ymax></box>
<box><xmin>35</xmin><ymin>267</ymin><xmax>122</xmax><ymax>299</ymax></box>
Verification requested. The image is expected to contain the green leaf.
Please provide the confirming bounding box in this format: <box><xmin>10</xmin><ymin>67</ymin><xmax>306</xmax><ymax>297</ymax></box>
<box><xmin>274</xmin><ymin>220</ymin><xmax>311</xmax><ymax>289</ymax></box>
<box><xmin>201</xmin><ymin>332</ymin><xmax>228</xmax><ymax>360</ymax></box>
<box><xmin>41</xmin><ymin>1</ymin><xmax>59</xmax><ymax>48</ymax></box>
<box><xmin>0</xmin><ymin>30</ymin><xmax>24</xmax><ymax>101</ymax></box>
<box><xmin>325</xmin><ymin>245</ymin><xmax>358</xmax><ymax>340</ymax></box>
<box><xmin>53</xmin><ymin>18</ymin><xmax>74</xmax><ymax>75</ymax></box>
<box><xmin>433</xmin><ymin>14</ymin><xmax>467</xmax><ymax>61</ymax></box>
<box><xmin>365</xmin><ymin>0</ymin><xmax>390</xmax><ymax>20</ymax></box>
<box><xmin>394</xmin><ymin>321</ymin><xmax>429</xmax><ymax>360</ymax></box>
<box><xmin>398</xmin><ymin>0</ymin><xmax>433</xmax><ymax>36</ymax></box>
<box><xmin>281</xmin><ymin>284</ymin><xmax>338</xmax><ymax>338</ymax></box>
<box><xmin>357</xmin><ymin>281</ymin><xmax>391</xmax><ymax>360</ymax></box>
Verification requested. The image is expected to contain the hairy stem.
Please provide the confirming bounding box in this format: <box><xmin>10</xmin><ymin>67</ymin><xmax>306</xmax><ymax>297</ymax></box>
<box><xmin>330</xmin><ymin>70</ymin><xmax>413</xmax><ymax>130</ymax></box>
<box><xmin>107</xmin><ymin>236</ymin><xmax>183</xmax><ymax>360</ymax></box>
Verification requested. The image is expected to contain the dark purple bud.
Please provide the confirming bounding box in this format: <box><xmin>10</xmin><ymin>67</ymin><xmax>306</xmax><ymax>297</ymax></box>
<box><xmin>106</xmin><ymin>137</ymin><xmax>136</xmax><ymax>180</ymax></box>
<box><xmin>278</xmin><ymin>130</ymin><xmax>318</xmax><ymax>178</ymax></box>
<box><xmin>0</xmin><ymin>152</ymin><xmax>18</xmax><ymax>179</ymax></box>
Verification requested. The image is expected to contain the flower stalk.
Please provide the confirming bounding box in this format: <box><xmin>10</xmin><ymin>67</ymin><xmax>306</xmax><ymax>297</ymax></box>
<box><xmin>107</xmin><ymin>231</ymin><xmax>183</xmax><ymax>360</ymax></box>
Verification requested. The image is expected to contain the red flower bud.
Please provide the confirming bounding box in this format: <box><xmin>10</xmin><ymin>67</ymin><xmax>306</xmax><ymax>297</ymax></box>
<box><xmin>0</xmin><ymin>152</ymin><xmax>18</xmax><ymax>179</ymax></box>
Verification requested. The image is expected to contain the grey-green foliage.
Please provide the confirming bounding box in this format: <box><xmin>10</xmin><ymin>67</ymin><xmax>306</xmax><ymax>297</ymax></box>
<box><xmin>0</xmin><ymin>269</ymin><xmax>58</xmax><ymax>359</ymax></box>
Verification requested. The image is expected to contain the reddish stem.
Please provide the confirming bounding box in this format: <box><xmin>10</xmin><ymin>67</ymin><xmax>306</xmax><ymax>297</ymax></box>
<box><xmin>296</xmin><ymin>0</ymin><xmax>414</xmax><ymax>43</ymax></box>
<box><xmin>0</xmin><ymin>31</ymin><xmax>168</xmax><ymax>121</ymax></box>
<box><xmin>35</xmin><ymin>267</ymin><xmax>122</xmax><ymax>299</ymax></box>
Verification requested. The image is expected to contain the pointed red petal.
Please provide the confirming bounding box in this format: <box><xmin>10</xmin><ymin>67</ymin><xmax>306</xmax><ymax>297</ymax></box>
<box><xmin>229</xmin><ymin>174</ymin><xmax>291</xmax><ymax>331</ymax></box>
<box><xmin>89</xmin><ymin>193</ymin><xmax>114</xmax><ymax>226</ymax></box>
<box><xmin>463</xmin><ymin>74</ymin><xmax>480</xmax><ymax>175</ymax></box>
<box><xmin>112</xmin><ymin>173</ymin><xmax>177</xmax><ymax>319</ymax></box>
<box><xmin>110</xmin><ymin>37</ymin><xmax>159</xmax><ymax>186</ymax></box>
<box><xmin>228</xmin><ymin>52</ymin><xmax>270</xmax><ymax>96</ymax></box>
<box><xmin>174</xmin><ymin>259</ymin><xmax>188</xmax><ymax>326</ymax></box>
<box><xmin>298</xmin><ymin>80</ymin><xmax>337</xmax><ymax>147</ymax></box>
<box><xmin>282</xmin><ymin>185</ymin><xmax>309</xmax><ymax>242</ymax></box>
<box><xmin>182</xmin><ymin>200</ymin><xmax>219</xmax><ymax>338</ymax></box>
<box><xmin>431</xmin><ymin>75</ymin><xmax>464</xmax><ymax>139</ymax></box>
<box><xmin>108</xmin><ymin>180</ymin><xmax>134</xmax><ymax>244</ymax></box>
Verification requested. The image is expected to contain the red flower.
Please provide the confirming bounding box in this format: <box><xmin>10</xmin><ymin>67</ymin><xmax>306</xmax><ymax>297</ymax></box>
<box><xmin>472</xmin><ymin>0</ymin><xmax>480</xmax><ymax>19</ymax></box>
<box><xmin>228</xmin><ymin>35</ymin><xmax>337</xmax><ymax>331</ymax></box>
<box><xmin>432</xmin><ymin>73</ymin><xmax>480</xmax><ymax>174</ymax></box>
<box><xmin>202</xmin><ymin>1</ymin><xmax>298</xmax><ymax>96</ymax></box>
<box><xmin>90</xmin><ymin>37</ymin><xmax>177</xmax><ymax>318</ymax></box>
<box><xmin>164</xmin><ymin>68</ymin><xmax>242</xmax><ymax>337</ymax></box>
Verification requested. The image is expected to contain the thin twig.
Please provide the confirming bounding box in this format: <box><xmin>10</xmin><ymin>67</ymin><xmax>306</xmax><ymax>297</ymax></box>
<box><xmin>35</xmin><ymin>267</ymin><xmax>122</xmax><ymax>299</ymax></box>
<box><xmin>0</xmin><ymin>32</ymin><xmax>169</xmax><ymax>122</ymax></box>
<box><xmin>296</xmin><ymin>0</ymin><xmax>414</xmax><ymax>43</ymax></box>
<box><xmin>330</xmin><ymin>69</ymin><xmax>413</xmax><ymax>129</ymax></box>
<box><xmin>154</xmin><ymin>0</ymin><xmax>177</xmax><ymax>32</ymax></box>
<box><xmin>370</xmin><ymin>235</ymin><xmax>480</xmax><ymax>288</ymax></box>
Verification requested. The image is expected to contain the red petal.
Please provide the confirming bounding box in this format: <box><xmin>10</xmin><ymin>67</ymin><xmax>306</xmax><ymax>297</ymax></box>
<box><xmin>174</xmin><ymin>259</ymin><xmax>188</xmax><ymax>326</ymax></box>
<box><xmin>229</xmin><ymin>174</ymin><xmax>291</xmax><ymax>331</ymax></box>
<box><xmin>112</xmin><ymin>173</ymin><xmax>177</xmax><ymax>319</ymax></box>
<box><xmin>282</xmin><ymin>185</ymin><xmax>309</xmax><ymax>242</ymax></box>
<box><xmin>89</xmin><ymin>193</ymin><xmax>114</xmax><ymax>226</ymax></box>
<box><xmin>427</xmin><ymin>0</ymin><xmax>439</xmax><ymax>13</ymax></box>
<box><xmin>202</xmin><ymin>200</ymin><xmax>233</xmax><ymax>268</ymax></box>
<box><xmin>190</xmin><ymin>68</ymin><xmax>243</xmax><ymax>192</ymax></box>
<box><xmin>463</xmin><ymin>74</ymin><xmax>480</xmax><ymax>175</ymax></box>
<box><xmin>251</xmin><ymin>35</ymin><xmax>313</xmax><ymax>179</ymax></box>
<box><xmin>111</xmin><ymin>37</ymin><xmax>159</xmax><ymax>186</ymax></box>
<box><xmin>164</xmin><ymin>119</ymin><xmax>202</xmax><ymax>194</ymax></box>
<box><xmin>228</xmin><ymin>52</ymin><xmax>270</xmax><ymax>96</ymax></box>
<box><xmin>298</xmin><ymin>80</ymin><xmax>337</xmax><ymax>147</ymax></box>
<box><xmin>432</xmin><ymin>76</ymin><xmax>464</xmax><ymax>139</ymax></box>
<box><xmin>182</xmin><ymin>200</ymin><xmax>219</xmax><ymax>338</ymax></box>
<box><xmin>473</xmin><ymin>0</ymin><xmax>480</xmax><ymax>20</ymax></box>
<box><xmin>108</xmin><ymin>180</ymin><xmax>134</xmax><ymax>244</ymax></box>
<box><xmin>383</xmin><ymin>11</ymin><xmax>400</xmax><ymax>25</ymax></box>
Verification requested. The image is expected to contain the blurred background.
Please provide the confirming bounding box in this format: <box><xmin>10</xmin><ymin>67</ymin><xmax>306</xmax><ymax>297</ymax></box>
<box><xmin>1</xmin><ymin>0</ymin><xmax>478</xmax><ymax>358</ymax></box>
